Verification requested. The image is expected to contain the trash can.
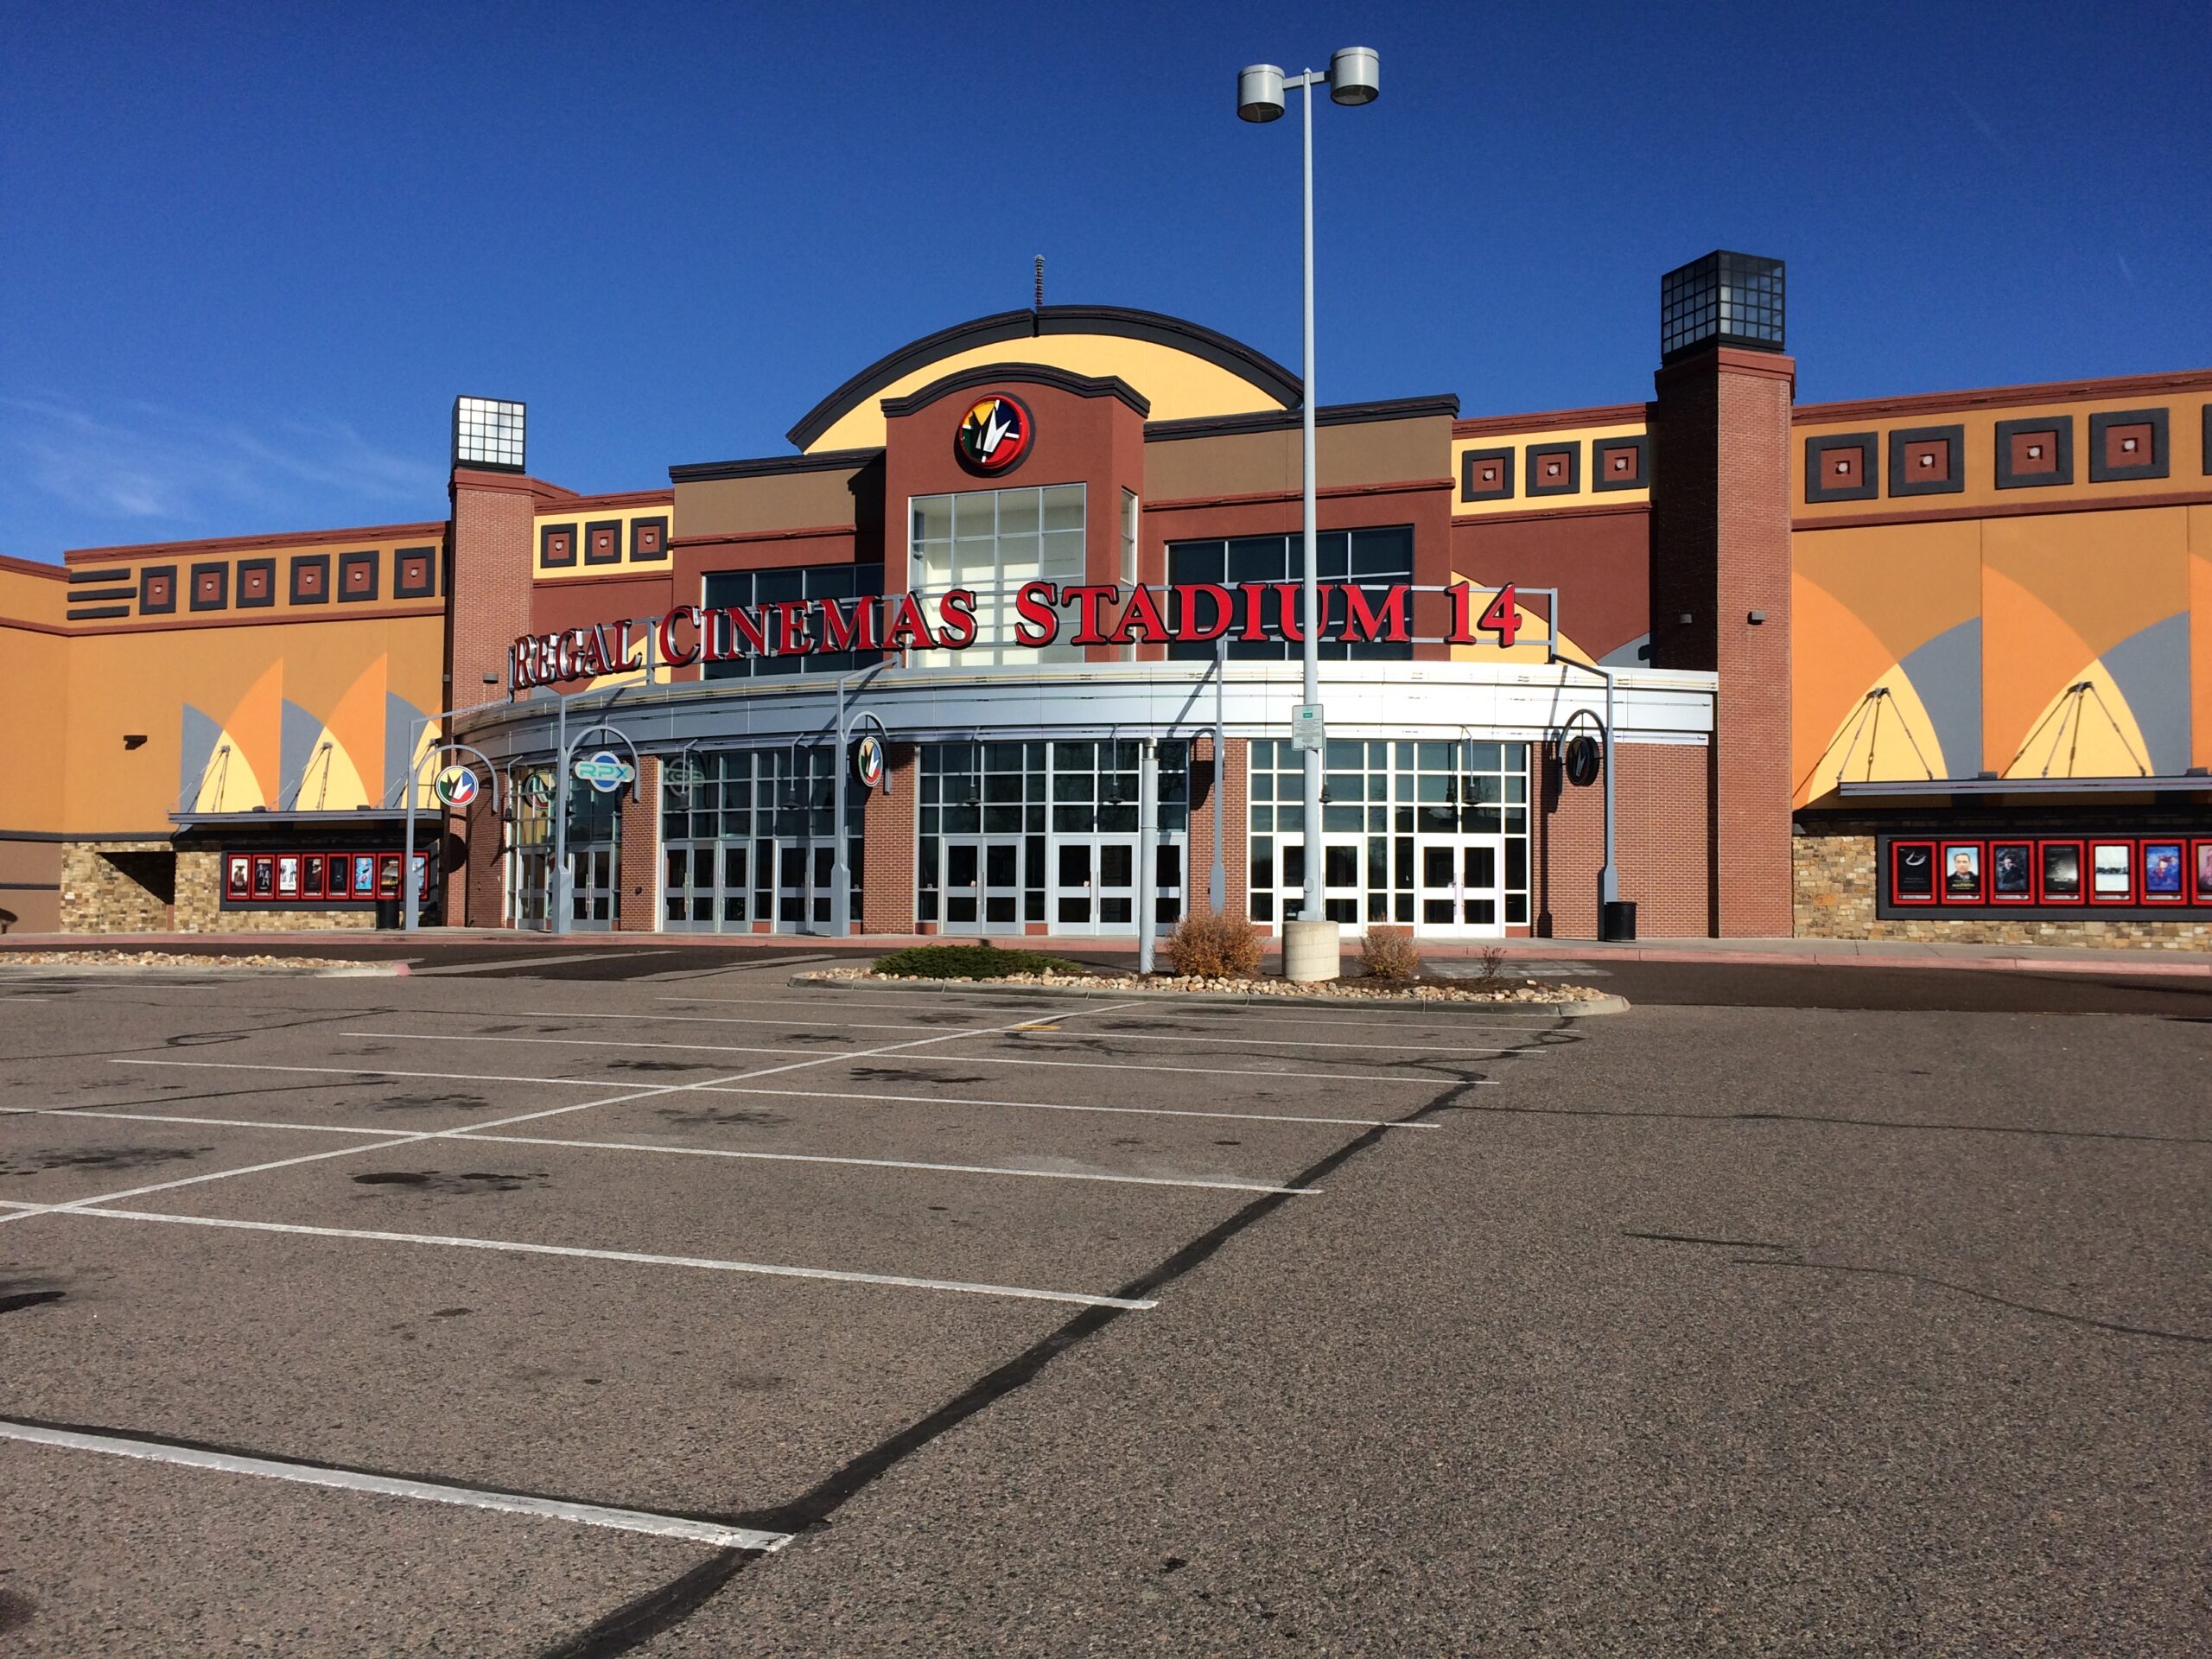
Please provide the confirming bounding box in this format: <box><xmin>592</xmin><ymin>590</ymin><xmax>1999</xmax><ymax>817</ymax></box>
<box><xmin>1599</xmin><ymin>899</ymin><xmax>1637</xmax><ymax>942</ymax></box>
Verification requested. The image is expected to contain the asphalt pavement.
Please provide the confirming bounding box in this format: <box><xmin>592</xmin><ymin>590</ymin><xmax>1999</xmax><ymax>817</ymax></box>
<box><xmin>0</xmin><ymin>951</ymin><xmax>2202</xmax><ymax>1655</ymax></box>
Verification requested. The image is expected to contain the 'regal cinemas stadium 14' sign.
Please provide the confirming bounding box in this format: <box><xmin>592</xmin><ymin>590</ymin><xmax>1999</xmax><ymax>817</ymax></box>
<box><xmin>509</xmin><ymin>578</ymin><xmax>1526</xmax><ymax>691</ymax></box>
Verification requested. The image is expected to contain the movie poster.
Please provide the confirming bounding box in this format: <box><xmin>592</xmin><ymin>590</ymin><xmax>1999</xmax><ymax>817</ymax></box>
<box><xmin>2143</xmin><ymin>842</ymin><xmax>2183</xmax><ymax>898</ymax></box>
<box><xmin>1894</xmin><ymin>843</ymin><xmax>1934</xmax><ymax>899</ymax></box>
<box><xmin>302</xmin><ymin>855</ymin><xmax>324</xmax><ymax>897</ymax></box>
<box><xmin>1991</xmin><ymin>842</ymin><xmax>2031</xmax><ymax>899</ymax></box>
<box><xmin>2041</xmin><ymin>843</ymin><xmax>2081</xmax><ymax>899</ymax></box>
<box><xmin>252</xmin><ymin>856</ymin><xmax>275</xmax><ymax>897</ymax></box>
<box><xmin>1942</xmin><ymin>844</ymin><xmax>1982</xmax><ymax>900</ymax></box>
<box><xmin>354</xmin><ymin>855</ymin><xmax>376</xmax><ymax>895</ymax></box>
<box><xmin>276</xmin><ymin>855</ymin><xmax>299</xmax><ymax>898</ymax></box>
<box><xmin>227</xmin><ymin>855</ymin><xmax>250</xmax><ymax>898</ymax></box>
<box><xmin>377</xmin><ymin>855</ymin><xmax>401</xmax><ymax>897</ymax></box>
<box><xmin>2198</xmin><ymin>842</ymin><xmax>2212</xmax><ymax>903</ymax></box>
<box><xmin>2092</xmin><ymin>842</ymin><xmax>2132</xmax><ymax>899</ymax></box>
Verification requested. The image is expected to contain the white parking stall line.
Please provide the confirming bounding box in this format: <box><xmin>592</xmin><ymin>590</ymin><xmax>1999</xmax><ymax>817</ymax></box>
<box><xmin>99</xmin><ymin>1058</ymin><xmax>1466</xmax><ymax>1125</ymax></box>
<box><xmin>0</xmin><ymin>1106</ymin><xmax>1317</xmax><ymax>1195</ymax></box>
<box><xmin>442</xmin><ymin>1131</ymin><xmax>1318</xmax><ymax>1195</ymax></box>
<box><xmin>656</xmin><ymin>994</ymin><xmax>1565</xmax><ymax>1034</ymax></box>
<box><xmin>407</xmin><ymin>950</ymin><xmax>663</xmax><ymax>976</ymax></box>
<box><xmin>338</xmin><ymin>1030</ymin><xmax>1508</xmax><ymax>1084</ymax></box>
<box><xmin>707</xmin><ymin>1084</ymin><xmax>1458</xmax><ymax>1127</ymax></box>
<box><xmin>9</xmin><ymin>1005</ymin><xmax>1141</xmax><ymax>1227</ymax></box>
<box><xmin>11</xmin><ymin>1206</ymin><xmax>1158</xmax><ymax>1309</ymax></box>
<box><xmin>0</xmin><ymin>1419</ymin><xmax>791</xmax><ymax>1552</ymax></box>
<box><xmin>513</xmin><ymin>1007</ymin><xmax>1536</xmax><ymax>1053</ymax></box>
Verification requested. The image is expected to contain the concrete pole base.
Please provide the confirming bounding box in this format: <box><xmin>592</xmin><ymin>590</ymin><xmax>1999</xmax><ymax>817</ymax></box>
<box><xmin>1282</xmin><ymin>918</ymin><xmax>1343</xmax><ymax>982</ymax></box>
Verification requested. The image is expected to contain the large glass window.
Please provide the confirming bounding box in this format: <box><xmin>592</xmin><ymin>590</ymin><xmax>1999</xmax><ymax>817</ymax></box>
<box><xmin>910</xmin><ymin>484</ymin><xmax>1086</xmax><ymax>665</ymax></box>
<box><xmin>701</xmin><ymin>563</ymin><xmax>884</xmax><ymax>680</ymax></box>
<box><xmin>1167</xmin><ymin>526</ymin><xmax>1414</xmax><ymax>661</ymax></box>
<box><xmin>1248</xmin><ymin>737</ymin><xmax>1527</xmax><ymax>931</ymax></box>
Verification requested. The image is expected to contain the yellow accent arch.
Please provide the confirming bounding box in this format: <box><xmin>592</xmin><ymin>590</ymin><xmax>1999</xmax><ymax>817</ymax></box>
<box><xmin>805</xmin><ymin>334</ymin><xmax>1285</xmax><ymax>454</ymax></box>
<box><xmin>1800</xmin><ymin>663</ymin><xmax>1948</xmax><ymax>800</ymax></box>
<box><xmin>2000</xmin><ymin>658</ymin><xmax>2155</xmax><ymax>780</ymax></box>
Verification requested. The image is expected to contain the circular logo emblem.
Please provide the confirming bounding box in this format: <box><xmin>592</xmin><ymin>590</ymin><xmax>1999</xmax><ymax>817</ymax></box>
<box><xmin>853</xmin><ymin>734</ymin><xmax>887</xmax><ymax>791</ymax></box>
<box><xmin>1562</xmin><ymin>734</ymin><xmax>1602</xmax><ymax>788</ymax></box>
<box><xmin>432</xmin><ymin>765</ymin><xmax>480</xmax><ymax>809</ymax></box>
<box><xmin>955</xmin><ymin>393</ymin><xmax>1033</xmax><ymax>476</ymax></box>
<box><xmin>573</xmin><ymin>750</ymin><xmax>634</xmax><ymax>794</ymax></box>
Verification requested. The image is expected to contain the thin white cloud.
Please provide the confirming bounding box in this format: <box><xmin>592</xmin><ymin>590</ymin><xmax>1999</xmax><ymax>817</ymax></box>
<box><xmin>0</xmin><ymin>395</ymin><xmax>444</xmax><ymax>530</ymax></box>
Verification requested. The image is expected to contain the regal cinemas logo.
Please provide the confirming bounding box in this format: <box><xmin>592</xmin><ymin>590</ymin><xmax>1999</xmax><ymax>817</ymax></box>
<box><xmin>955</xmin><ymin>393</ymin><xmax>1033</xmax><ymax>475</ymax></box>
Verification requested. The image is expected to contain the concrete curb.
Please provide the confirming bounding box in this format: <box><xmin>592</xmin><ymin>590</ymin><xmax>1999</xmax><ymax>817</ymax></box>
<box><xmin>789</xmin><ymin>973</ymin><xmax>1627</xmax><ymax>1017</ymax></box>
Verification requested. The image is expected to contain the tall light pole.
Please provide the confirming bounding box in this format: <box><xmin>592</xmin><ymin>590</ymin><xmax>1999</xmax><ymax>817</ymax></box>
<box><xmin>1237</xmin><ymin>46</ymin><xmax>1378</xmax><ymax>982</ymax></box>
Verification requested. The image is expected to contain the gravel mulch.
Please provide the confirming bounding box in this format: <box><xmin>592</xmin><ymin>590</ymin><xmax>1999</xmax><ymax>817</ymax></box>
<box><xmin>804</xmin><ymin>965</ymin><xmax>1608</xmax><ymax>1003</ymax></box>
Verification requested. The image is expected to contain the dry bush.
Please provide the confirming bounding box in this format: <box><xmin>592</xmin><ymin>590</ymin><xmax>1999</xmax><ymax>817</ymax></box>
<box><xmin>1477</xmin><ymin>945</ymin><xmax>1506</xmax><ymax>982</ymax></box>
<box><xmin>1361</xmin><ymin>925</ymin><xmax>1423</xmax><ymax>982</ymax></box>
<box><xmin>1163</xmin><ymin>908</ymin><xmax>1266</xmax><ymax>978</ymax></box>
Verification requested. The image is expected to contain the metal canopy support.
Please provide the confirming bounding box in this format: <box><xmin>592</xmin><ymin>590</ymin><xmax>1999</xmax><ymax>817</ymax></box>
<box><xmin>1211</xmin><ymin>635</ymin><xmax>1228</xmax><ymax>914</ymax></box>
<box><xmin>402</xmin><ymin>734</ymin><xmax>505</xmax><ymax>933</ymax></box>
<box><xmin>552</xmin><ymin>715</ymin><xmax>641</xmax><ymax>938</ymax></box>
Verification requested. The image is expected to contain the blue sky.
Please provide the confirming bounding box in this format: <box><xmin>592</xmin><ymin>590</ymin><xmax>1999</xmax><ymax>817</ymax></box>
<box><xmin>3</xmin><ymin>1</ymin><xmax>2206</xmax><ymax>563</ymax></box>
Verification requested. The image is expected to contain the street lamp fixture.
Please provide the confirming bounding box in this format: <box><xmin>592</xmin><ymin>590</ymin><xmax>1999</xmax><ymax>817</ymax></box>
<box><xmin>1235</xmin><ymin>44</ymin><xmax>1378</xmax><ymax>982</ymax></box>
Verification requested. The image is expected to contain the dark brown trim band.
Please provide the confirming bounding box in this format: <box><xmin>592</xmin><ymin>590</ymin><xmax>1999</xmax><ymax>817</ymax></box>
<box><xmin>1795</xmin><ymin>367</ymin><xmax>2212</xmax><ymax>425</ymax></box>
<box><xmin>668</xmin><ymin>446</ymin><xmax>884</xmax><ymax>484</ymax></box>
<box><xmin>1145</xmin><ymin>395</ymin><xmax>1459</xmax><ymax>442</ymax></box>
<box><xmin>1794</xmin><ymin>486</ymin><xmax>2212</xmax><ymax>531</ymax></box>
<box><xmin>1451</xmin><ymin>500</ymin><xmax>1651</xmax><ymax>526</ymax></box>
<box><xmin>65</xmin><ymin>520</ymin><xmax>448</xmax><ymax>564</ymax></box>
<box><xmin>67</xmin><ymin>566</ymin><xmax>130</xmax><ymax>584</ymax></box>
<box><xmin>1452</xmin><ymin>402</ymin><xmax>1648</xmax><ymax>438</ymax></box>
<box><xmin>1145</xmin><ymin>478</ymin><xmax>1452</xmax><ymax>514</ymax></box>
<box><xmin>880</xmin><ymin>362</ymin><xmax>1149</xmax><ymax>421</ymax></box>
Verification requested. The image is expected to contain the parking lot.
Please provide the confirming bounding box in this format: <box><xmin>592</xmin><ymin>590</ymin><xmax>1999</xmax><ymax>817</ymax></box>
<box><xmin>0</xmin><ymin>951</ymin><xmax>2203</xmax><ymax>1656</ymax></box>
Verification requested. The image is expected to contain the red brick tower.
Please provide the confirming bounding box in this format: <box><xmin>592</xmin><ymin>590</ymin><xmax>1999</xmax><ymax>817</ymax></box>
<box><xmin>1649</xmin><ymin>254</ymin><xmax>1796</xmax><ymax>937</ymax></box>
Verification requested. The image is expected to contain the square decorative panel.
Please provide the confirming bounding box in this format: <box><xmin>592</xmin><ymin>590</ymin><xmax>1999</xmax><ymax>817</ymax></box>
<box><xmin>338</xmin><ymin>550</ymin><xmax>378</xmax><ymax>602</ymax></box>
<box><xmin>539</xmin><ymin>522</ymin><xmax>578</xmax><ymax>569</ymax></box>
<box><xmin>1803</xmin><ymin>432</ymin><xmax>1878</xmax><ymax>503</ymax></box>
<box><xmin>237</xmin><ymin>557</ymin><xmax>276</xmax><ymax>607</ymax></box>
<box><xmin>394</xmin><ymin>545</ymin><xmax>436</xmax><ymax>599</ymax></box>
<box><xmin>2088</xmin><ymin>408</ymin><xmax>2168</xmax><ymax>481</ymax></box>
<box><xmin>1994</xmin><ymin>416</ymin><xmax>2073</xmax><ymax>488</ymax></box>
<box><xmin>290</xmin><ymin>554</ymin><xmax>330</xmax><ymax>604</ymax></box>
<box><xmin>584</xmin><ymin>519</ymin><xmax>622</xmax><ymax>564</ymax></box>
<box><xmin>452</xmin><ymin>396</ymin><xmax>525</xmax><ymax>472</ymax></box>
<box><xmin>1887</xmin><ymin>424</ymin><xmax>1964</xmax><ymax>497</ymax></box>
<box><xmin>1459</xmin><ymin>448</ymin><xmax>1514</xmax><ymax>503</ymax></box>
<box><xmin>190</xmin><ymin>562</ymin><xmax>228</xmax><ymax>611</ymax></box>
<box><xmin>629</xmin><ymin>515</ymin><xmax>669</xmax><ymax>562</ymax></box>
<box><xmin>1591</xmin><ymin>435</ymin><xmax>1649</xmax><ymax>492</ymax></box>
<box><xmin>140</xmin><ymin>565</ymin><xmax>176</xmax><ymax>615</ymax></box>
<box><xmin>1525</xmin><ymin>444</ymin><xmax>1580</xmax><ymax>496</ymax></box>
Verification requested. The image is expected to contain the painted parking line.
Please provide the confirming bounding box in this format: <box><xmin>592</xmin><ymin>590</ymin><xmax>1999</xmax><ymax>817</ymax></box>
<box><xmin>9</xmin><ymin>1206</ymin><xmax>1157</xmax><ymax>1309</ymax></box>
<box><xmin>337</xmin><ymin>1031</ymin><xmax>1504</xmax><ymax>1084</ymax></box>
<box><xmin>655</xmin><ymin>993</ymin><xmax>1566</xmax><ymax>1035</ymax></box>
<box><xmin>3</xmin><ymin>1107</ymin><xmax>1318</xmax><ymax>1196</ymax></box>
<box><xmin>105</xmin><ymin>1058</ymin><xmax>1465</xmax><ymax>1124</ymax></box>
<box><xmin>407</xmin><ymin>950</ymin><xmax>664</xmax><ymax>976</ymax></box>
<box><xmin>15</xmin><ymin>1003</ymin><xmax>1139</xmax><ymax>1227</ymax></box>
<box><xmin>0</xmin><ymin>1418</ymin><xmax>790</xmax><ymax>1552</ymax></box>
<box><xmin>512</xmin><ymin>1007</ymin><xmax>1536</xmax><ymax>1054</ymax></box>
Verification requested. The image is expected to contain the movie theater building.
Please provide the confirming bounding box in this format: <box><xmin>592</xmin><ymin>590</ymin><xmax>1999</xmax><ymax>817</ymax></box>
<box><xmin>4</xmin><ymin>253</ymin><xmax>2208</xmax><ymax>947</ymax></box>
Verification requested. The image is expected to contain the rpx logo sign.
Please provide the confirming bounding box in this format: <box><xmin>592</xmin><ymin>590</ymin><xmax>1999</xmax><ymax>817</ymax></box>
<box><xmin>955</xmin><ymin>393</ymin><xmax>1033</xmax><ymax>476</ymax></box>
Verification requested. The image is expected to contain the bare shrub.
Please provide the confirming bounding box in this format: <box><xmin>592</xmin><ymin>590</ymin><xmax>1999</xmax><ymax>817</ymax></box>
<box><xmin>1477</xmin><ymin>945</ymin><xmax>1506</xmax><ymax>982</ymax></box>
<box><xmin>1361</xmin><ymin>925</ymin><xmax>1422</xmax><ymax>982</ymax></box>
<box><xmin>1163</xmin><ymin>908</ymin><xmax>1266</xmax><ymax>979</ymax></box>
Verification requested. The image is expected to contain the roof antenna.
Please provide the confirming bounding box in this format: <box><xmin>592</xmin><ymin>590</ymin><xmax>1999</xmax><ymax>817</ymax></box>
<box><xmin>1033</xmin><ymin>255</ymin><xmax>1045</xmax><ymax>310</ymax></box>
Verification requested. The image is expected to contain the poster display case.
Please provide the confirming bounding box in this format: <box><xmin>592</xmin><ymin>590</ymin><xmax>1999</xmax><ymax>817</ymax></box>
<box><xmin>1876</xmin><ymin>832</ymin><xmax>2209</xmax><ymax>920</ymax></box>
<box><xmin>222</xmin><ymin>848</ymin><xmax>432</xmax><ymax>911</ymax></box>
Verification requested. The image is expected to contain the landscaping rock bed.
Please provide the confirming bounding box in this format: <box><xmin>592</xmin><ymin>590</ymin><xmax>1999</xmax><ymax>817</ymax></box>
<box><xmin>804</xmin><ymin>963</ymin><xmax>1610</xmax><ymax>1005</ymax></box>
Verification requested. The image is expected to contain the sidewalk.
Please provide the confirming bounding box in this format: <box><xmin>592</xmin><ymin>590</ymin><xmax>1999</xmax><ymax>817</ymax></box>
<box><xmin>3</xmin><ymin>927</ymin><xmax>2208</xmax><ymax>977</ymax></box>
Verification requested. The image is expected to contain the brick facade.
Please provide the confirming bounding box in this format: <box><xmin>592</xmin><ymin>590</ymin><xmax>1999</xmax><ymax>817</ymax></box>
<box><xmin>1536</xmin><ymin>741</ymin><xmax>1713</xmax><ymax>938</ymax></box>
<box><xmin>859</xmin><ymin>745</ymin><xmax>917</xmax><ymax>934</ymax></box>
<box><xmin>1181</xmin><ymin>734</ymin><xmax>1249</xmax><ymax>919</ymax></box>
<box><xmin>1651</xmin><ymin>346</ymin><xmax>1796</xmax><ymax>937</ymax></box>
<box><xmin>615</xmin><ymin>757</ymin><xmax>659</xmax><ymax>932</ymax></box>
<box><xmin>1795</xmin><ymin>831</ymin><xmax>2212</xmax><ymax>950</ymax></box>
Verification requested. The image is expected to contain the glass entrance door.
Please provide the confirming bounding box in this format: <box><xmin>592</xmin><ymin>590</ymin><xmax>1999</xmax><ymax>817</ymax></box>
<box><xmin>568</xmin><ymin>843</ymin><xmax>619</xmax><ymax>931</ymax></box>
<box><xmin>664</xmin><ymin>842</ymin><xmax>750</xmax><ymax>931</ymax></box>
<box><xmin>1052</xmin><ymin>836</ymin><xmax>1137</xmax><ymax>935</ymax></box>
<box><xmin>1416</xmin><ymin>837</ymin><xmax>1507</xmax><ymax>938</ymax></box>
<box><xmin>943</xmin><ymin>838</ymin><xmax>1021</xmax><ymax>935</ymax></box>
<box><xmin>771</xmin><ymin>839</ymin><xmax>812</xmax><ymax>929</ymax></box>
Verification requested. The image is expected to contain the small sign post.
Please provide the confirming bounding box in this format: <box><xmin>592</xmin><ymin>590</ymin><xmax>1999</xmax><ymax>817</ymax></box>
<box><xmin>1289</xmin><ymin>702</ymin><xmax>1325</xmax><ymax>753</ymax></box>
